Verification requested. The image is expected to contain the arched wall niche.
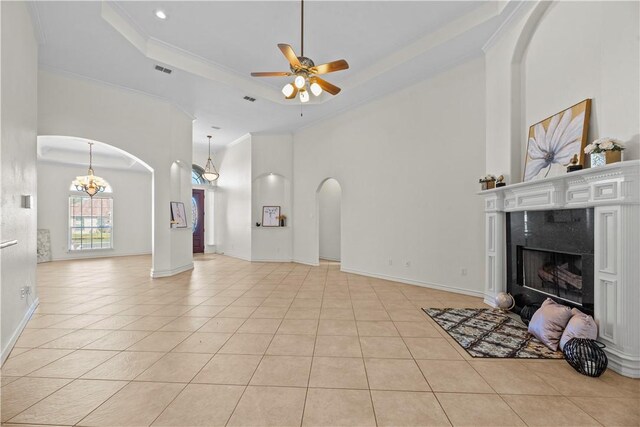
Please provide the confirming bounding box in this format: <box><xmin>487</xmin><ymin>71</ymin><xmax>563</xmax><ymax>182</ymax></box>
<box><xmin>508</xmin><ymin>1</ymin><xmax>554</xmax><ymax>183</ymax></box>
<box><xmin>495</xmin><ymin>0</ymin><xmax>639</xmax><ymax>182</ymax></box>
<box><xmin>252</xmin><ymin>173</ymin><xmax>291</xmax><ymax>226</ymax></box>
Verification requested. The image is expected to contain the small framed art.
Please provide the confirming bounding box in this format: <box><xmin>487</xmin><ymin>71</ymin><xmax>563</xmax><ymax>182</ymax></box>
<box><xmin>170</xmin><ymin>201</ymin><xmax>188</xmax><ymax>228</ymax></box>
<box><xmin>262</xmin><ymin>206</ymin><xmax>281</xmax><ymax>227</ymax></box>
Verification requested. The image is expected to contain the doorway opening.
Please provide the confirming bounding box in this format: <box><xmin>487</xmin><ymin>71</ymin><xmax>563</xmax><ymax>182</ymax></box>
<box><xmin>318</xmin><ymin>178</ymin><xmax>342</xmax><ymax>264</ymax></box>
<box><xmin>192</xmin><ymin>189</ymin><xmax>205</xmax><ymax>253</ymax></box>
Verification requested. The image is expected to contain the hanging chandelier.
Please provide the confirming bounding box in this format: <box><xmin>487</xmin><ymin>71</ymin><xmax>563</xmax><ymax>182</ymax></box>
<box><xmin>73</xmin><ymin>142</ymin><xmax>107</xmax><ymax>197</ymax></box>
<box><xmin>202</xmin><ymin>135</ymin><xmax>219</xmax><ymax>182</ymax></box>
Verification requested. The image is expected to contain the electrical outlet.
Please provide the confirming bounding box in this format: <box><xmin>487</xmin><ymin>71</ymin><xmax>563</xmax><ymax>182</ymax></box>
<box><xmin>461</xmin><ymin>268</ymin><xmax>468</xmax><ymax>276</ymax></box>
<box><xmin>20</xmin><ymin>287</ymin><xmax>26</xmax><ymax>299</ymax></box>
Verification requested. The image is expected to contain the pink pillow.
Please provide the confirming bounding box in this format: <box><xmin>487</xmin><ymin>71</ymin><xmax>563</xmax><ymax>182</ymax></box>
<box><xmin>528</xmin><ymin>298</ymin><xmax>572</xmax><ymax>351</ymax></box>
<box><xmin>559</xmin><ymin>308</ymin><xmax>598</xmax><ymax>350</ymax></box>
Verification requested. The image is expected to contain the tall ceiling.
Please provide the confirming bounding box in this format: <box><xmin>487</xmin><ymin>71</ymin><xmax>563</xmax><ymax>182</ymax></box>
<box><xmin>32</xmin><ymin>1</ymin><xmax>516</xmax><ymax>150</ymax></box>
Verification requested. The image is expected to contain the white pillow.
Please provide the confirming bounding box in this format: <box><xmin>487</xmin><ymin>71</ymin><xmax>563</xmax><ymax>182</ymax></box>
<box><xmin>559</xmin><ymin>308</ymin><xmax>598</xmax><ymax>350</ymax></box>
<box><xmin>528</xmin><ymin>298</ymin><xmax>572</xmax><ymax>351</ymax></box>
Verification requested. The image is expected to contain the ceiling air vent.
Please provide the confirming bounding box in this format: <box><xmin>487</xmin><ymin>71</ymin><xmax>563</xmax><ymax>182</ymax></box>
<box><xmin>154</xmin><ymin>65</ymin><xmax>172</xmax><ymax>74</ymax></box>
<box><xmin>243</xmin><ymin>96</ymin><xmax>256</xmax><ymax>102</ymax></box>
<box><xmin>211</xmin><ymin>125</ymin><xmax>221</xmax><ymax>130</ymax></box>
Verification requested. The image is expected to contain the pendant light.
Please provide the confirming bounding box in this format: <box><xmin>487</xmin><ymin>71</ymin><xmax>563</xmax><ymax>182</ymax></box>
<box><xmin>202</xmin><ymin>135</ymin><xmax>219</xmax><ymax>182</ymax></box>
<box><xmin>73</xmin><ymin>142</ymin><xmax>107</xmax><ymax>197</ymax></box>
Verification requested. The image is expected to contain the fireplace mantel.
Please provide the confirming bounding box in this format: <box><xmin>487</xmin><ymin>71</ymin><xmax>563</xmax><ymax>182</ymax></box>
<box><xmin>479</xmin><ymin>160</ymin><xmax>640</xmax><ymax>378</ymax></box>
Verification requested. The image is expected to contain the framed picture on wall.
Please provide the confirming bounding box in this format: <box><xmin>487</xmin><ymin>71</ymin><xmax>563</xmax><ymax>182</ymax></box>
<box><xmin>262</xmin><ymin>206</ymin><xmax>281</xmax><ymax>227</ymax></box>
<box><xmin>523</xmin><ymin>99</ymin><xmax>591</xmax><ymax>182</ymax></box>
<box><xmin>170</xmin><ymin>202</ymin><xmax>188</xmax><ymax>228</ymax></box>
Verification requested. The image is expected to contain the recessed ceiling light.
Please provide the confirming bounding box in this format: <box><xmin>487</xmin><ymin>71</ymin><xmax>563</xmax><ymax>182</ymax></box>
<box><xmin>154</xmin><ymin>10</ymin><xmax>167</xmax><ymax>20</ymax></box>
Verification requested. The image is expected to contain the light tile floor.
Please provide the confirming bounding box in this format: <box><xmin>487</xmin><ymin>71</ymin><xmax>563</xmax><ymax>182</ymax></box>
<box><xmin>1</xmin><ymin>255</ymin><xmax>638</xmax><ymax>426</ymax></box>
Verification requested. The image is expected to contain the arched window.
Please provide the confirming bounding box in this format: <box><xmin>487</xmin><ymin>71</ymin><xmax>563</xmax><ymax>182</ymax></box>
<box><xmin>192</xmin><ymin>164</ymin><xmax>206</xmax><ymax>184</ymax></box>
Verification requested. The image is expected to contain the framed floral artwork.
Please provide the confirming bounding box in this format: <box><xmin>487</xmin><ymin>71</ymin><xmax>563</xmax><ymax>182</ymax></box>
<box><xmin>523</xmin><ymin>99</ymin><xmax>591</xmax><ymax>182</ymax></box>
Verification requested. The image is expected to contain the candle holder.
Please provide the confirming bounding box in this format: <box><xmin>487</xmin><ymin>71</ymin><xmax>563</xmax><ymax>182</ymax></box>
<box><xmin>562</xmin><ymin>338</ymin><xmax>608</xmax><ymax>377</ymax></box>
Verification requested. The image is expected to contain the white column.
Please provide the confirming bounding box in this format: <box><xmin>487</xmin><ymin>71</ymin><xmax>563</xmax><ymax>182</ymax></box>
<box><xmin>483</xmin><ymin>193</ymin><xmax>506</xmax><ymax>307</ymax></box>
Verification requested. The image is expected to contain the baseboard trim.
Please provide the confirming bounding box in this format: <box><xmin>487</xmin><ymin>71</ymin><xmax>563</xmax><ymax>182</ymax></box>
<box><xmin>51</xmin><ymin>251</ymin><xmax>151</xmax><ymax>262</ymax></box>
<box><xmin>150</xmin><ymin>262</ymin><xmax>194</xmax><ymax>278</ymax></box>
<box><xmin>1</xmin><ymin>297</ymin><xmax>40</xmax><ymax>365</ymax></box>
<box><xmin>320</xmin><ymin>256</ymin><xmax>341</xmax><ymax>262</ymax></box>
<box><xmin>293</xmin><ymin>258</ymin><xmax>320</xmax><ymax>267</ymax></box>
<box><xmin>215</xmin><ymin>252</ymin><xmax>252</xmax><ymax>262</ymax></box>
<box><xmin>340</xmin><ymin>266</ymin><xmax>485</xmax><ymax>298</ymax></box>
<box><xmin>251</xmin><ymin>258</ymin><xmax>294</xmax><ymax>263</ymax></box>
<box><xmin>603</xmin><ymin>345</ymin><xmax>640</xmax><ymax>378</ymax></box>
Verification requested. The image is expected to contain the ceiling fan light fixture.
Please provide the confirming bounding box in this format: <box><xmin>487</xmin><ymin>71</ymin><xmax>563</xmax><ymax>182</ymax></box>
<box><xmin>282</xmin><ymin>83</ymin><xmax>295</xmax><ymax>97</ymax></box>
<box><xmin>299</xmin><ymin>90</ymin><xmax>310</xmax><ymax>103</ymax></box>
<box><xmin>310</xmin><ymin>81</ymin><xmax>323</xmax><ymax>96</ymax></box>
<box><xmin>294</xmin><ymin>75</ymin><xmax>306</xmax><ymax>89</ymax></box>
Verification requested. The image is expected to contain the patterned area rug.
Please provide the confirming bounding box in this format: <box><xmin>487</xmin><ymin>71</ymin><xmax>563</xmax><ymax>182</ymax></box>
<box><xmin>423</xmin><ymin>308</ymin><xmax>564</xmax><ymax>359</ymax></box>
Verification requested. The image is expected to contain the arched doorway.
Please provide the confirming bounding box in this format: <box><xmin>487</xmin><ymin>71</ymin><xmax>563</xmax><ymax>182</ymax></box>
<box><xmin>36</xmin><ymin>136</ymin><xmax>153</xmax><ymax>264</ymax></box>
<box><xmin>317</xmin><ymin>178</ymin><xmax>342</xmax><ymax>264</ymax></box>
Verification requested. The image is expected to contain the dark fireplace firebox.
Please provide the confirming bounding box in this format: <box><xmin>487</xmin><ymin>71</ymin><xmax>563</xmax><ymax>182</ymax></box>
<box><xmin>507</xmin><ymin>209</ymin><xmax>594</xmax><ymax>316</ymax></box>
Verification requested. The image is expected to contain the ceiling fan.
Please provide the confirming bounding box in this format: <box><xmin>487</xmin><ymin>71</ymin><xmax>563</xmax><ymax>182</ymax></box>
<box><xmin>250</xmin><ymin>0</ymin><xmax>349</xmax><ymax>103</ymax></box>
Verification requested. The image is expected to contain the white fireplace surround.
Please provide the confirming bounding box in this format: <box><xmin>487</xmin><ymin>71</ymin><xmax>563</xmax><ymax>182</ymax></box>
<box><xmin>480</xmin><ymin>160</ymin><xmax>640</xmax><ymax>378</ymax></box>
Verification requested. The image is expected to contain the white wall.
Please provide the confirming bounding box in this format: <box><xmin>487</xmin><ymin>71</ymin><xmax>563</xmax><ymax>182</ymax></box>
<box><xmin>251</xmin><ymin>133</ymin><xmax>293</xmax><ymax>261</ymax></box>
<box><xmin>293</xmin><ymin>58</ymin><xmax>486</xmax><ymax>295</ymax></box>
<box><xmin>37</xmin><ymin>162</ymin><xmax>152</xmax><ymax>260</ymax></box>
<box><xmin>485</xmin><ymin>1</ymin><xmax>639</xmax><ymax>183</ymax></box>
<box><xmin>523</xmin><ymin>1</ymin><xmax>640</xmax><ymax>168</ymax></box>
<box><xmin>318</xmin><ymin>178</ymin><xmax>341</xmax><ymax>261</ymax></box>
<box><xmin>1</xmin><ymin>1</ymin><xmax>39</xmax><ymax>362</ymax></box>
<box><xmin>38</xmin><ymin>71</ymin><xmax>193</xmax><ymax>277</ymax></box>
<box><xmin>214</xmin><ymin>134</ymin><xmax>252</xmax><ymax>260</ymax></box>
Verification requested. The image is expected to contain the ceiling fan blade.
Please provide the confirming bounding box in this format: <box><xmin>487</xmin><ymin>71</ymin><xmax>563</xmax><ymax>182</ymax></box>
<box><xmin>278</xmin><ymin>44</ymin><xmax>301</xmax><ymax>68</ymax></box>
<box><xmin>313</xmin><ymin>59</ymin><xmax>349</xmax><ymax>75</ymax></box>
<box><xmin>285</xmin><ymin>86</ymin><xmax>299</xmax><ymax>100</ymax></box>
<box><xmin>314</xmin><ymin>77</ymin><xmax>341</xmax><ymax>95</ymax></box>
<box><xmin>250</xmin><ymin>71</ymin><xmax>292</xmax><ymax>77</ymax></box>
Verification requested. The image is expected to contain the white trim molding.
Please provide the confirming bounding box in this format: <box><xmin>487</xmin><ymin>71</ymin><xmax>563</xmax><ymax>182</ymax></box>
<box><xmin>1</xmin><ymin>298</ymin><xmax>40</xmax><ymax>365</ymax></box>
<box><xmin>479</xmin><ymin>160</ymin><xmax>640</xmax><ymax>378</ymax></box>
<box><xmin>340</xmin><ymin>267</ymin><xmax>484</xmax><ymax>299</ymax></box>
<box><xmin>150</xmin><ymin>262</ymin><xmax>194</xmax><ymax>278</ymax></box>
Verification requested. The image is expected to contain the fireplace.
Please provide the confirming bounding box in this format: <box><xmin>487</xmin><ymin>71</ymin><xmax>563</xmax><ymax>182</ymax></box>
<box><xmin>507</xmin><ymin>209</ymin><xmax>594</xmax><ymax>316</ymax></box>
<box><xmin>518</xmin><ymin>247</ymin><xmax>584</xmax><ymax>306</ymax></box>
<box><xmin>480</xmin><ymin>161</ymin><xmax>640</xmax><ymax>377</ymax></box>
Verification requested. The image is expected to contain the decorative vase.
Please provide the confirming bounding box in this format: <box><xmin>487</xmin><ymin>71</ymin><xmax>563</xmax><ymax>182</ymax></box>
<box><xmin>605</xmin><ymin>150</ymin><xmax>622</xmax><ymax>165</ymax></box>
<box><xmin>590</xmin><ymin>152</ymin><xmax>606</xmax><ymax>168</ymax></box>
<box><xmin>480</xmin><ymin>180</ymin><xmax>496</xmax><ymax>191</ymax></box>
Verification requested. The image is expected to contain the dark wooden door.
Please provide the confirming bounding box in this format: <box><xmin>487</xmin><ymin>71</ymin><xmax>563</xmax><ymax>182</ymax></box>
<box><xmin>192</xmin><ymin>189</ymin><xmax>205</xmax><ymax>253</ymax></box>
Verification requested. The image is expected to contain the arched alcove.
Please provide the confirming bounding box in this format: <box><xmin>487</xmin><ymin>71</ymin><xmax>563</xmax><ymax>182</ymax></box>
<box><xmin>252</xmin><ymin>172</ymin><xmax>291</xmax><ymax>225</ymax></box>
<box><xmin>316</xmin><ymin>178</ymin><xmax>342</xmax><ymax>263</ymax></box>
